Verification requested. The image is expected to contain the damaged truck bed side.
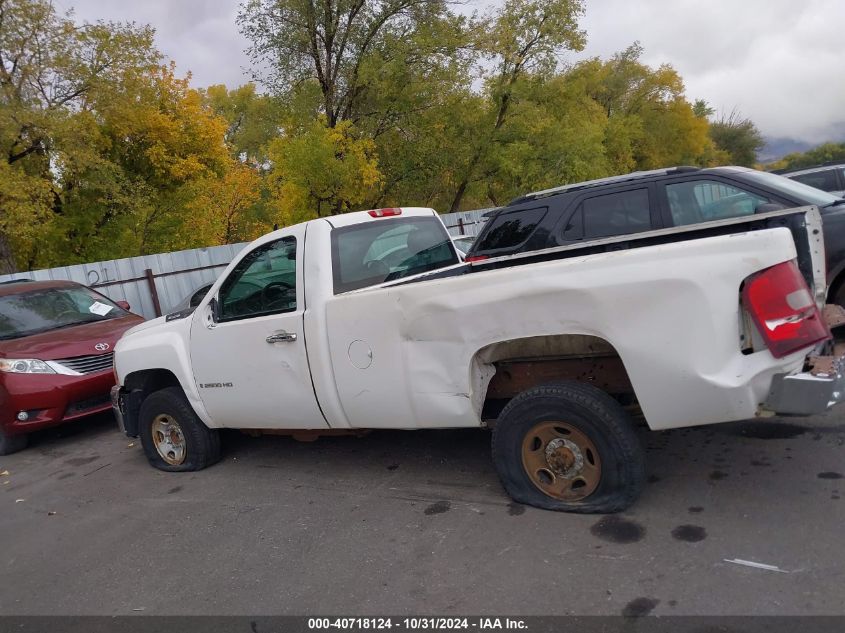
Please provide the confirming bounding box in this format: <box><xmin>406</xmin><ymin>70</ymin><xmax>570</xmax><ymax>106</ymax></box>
<box><xmin>111</xmin><ymin>205</ymin><xmax>845</xmax><ymax>513</ymax></box>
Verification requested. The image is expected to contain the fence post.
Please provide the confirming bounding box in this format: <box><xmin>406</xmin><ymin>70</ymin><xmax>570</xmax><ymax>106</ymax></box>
<box><xmin>458</xmin><ymin>217</ymin><xmax>465</xmax><ymax>235</ymax></box>
<box><xmin>144</xmin><ymin>268</ymin><xmax>162</xmax><ymax>317</ymax></box>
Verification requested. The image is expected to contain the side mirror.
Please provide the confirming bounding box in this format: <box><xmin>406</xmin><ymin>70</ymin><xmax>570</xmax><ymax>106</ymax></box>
<box><xmin>116</xmin><ymin>300</ymin><xmax>131</xmax><ymax>311</ymax></box>
<box><xmin>209</xmin><ymin>297</ymin><xmax>220</xmax><ymax>321</ymax></box>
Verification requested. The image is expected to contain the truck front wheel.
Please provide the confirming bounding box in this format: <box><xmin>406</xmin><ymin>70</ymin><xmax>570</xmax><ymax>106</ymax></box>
<box><xmin>139</xmin><ymin>387</ymin><xmax>221</xmax><ymax>472</ymax></box>
<box><xmin>491</xmin><ymin>381</ymin><xmax>645</xmax><ymax>513</ymax></box>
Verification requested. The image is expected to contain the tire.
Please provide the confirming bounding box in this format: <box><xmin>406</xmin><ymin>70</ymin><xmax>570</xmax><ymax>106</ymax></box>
<box><xmin>491</xmin><ymin>381</ymin><xmax>645</xmax><ymax>513</ymax></box>
<box><xmin>833</xmin><ymin>281</ymin><xmax>845</xmax><ymax>311</ymax></box>
<box><xmin>0</xmin><ymin>426</ymin><xmax>28</xmax><ymax>456</ymax></box>
<box><xmin>139</xmin><ymin>387</ymin><xmax>221</xmax><ymax>472</ymax></box>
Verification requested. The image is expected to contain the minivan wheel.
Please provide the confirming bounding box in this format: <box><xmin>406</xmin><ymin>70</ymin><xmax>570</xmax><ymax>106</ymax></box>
<box><xmin>139</xmin><ymin>387</ymin><xmax>221</xmax><ymax>472</ymax></box>
<box><xmin>491</xmin><ymin>381</ymin><xmax>645</xmax><ymax>513</ymax></box>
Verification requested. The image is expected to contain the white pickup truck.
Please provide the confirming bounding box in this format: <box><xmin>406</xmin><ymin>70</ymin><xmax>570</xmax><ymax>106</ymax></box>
<box><xmin>112</xmin><ymin>205</ymin><xmax>845</xmax><ymax>513</ymax></box>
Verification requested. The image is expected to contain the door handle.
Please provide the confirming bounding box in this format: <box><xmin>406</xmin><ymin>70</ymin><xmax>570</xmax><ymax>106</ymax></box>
<box><xmin>266</xmin><ymin>331</ymin><xmax>297</xmax><ymax>343</ymax></box>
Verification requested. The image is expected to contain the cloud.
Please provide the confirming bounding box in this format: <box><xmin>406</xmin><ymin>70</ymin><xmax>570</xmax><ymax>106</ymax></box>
<box><xmin>571</xmin><ymin>0</ymin><xmax>845</xmax><ymax>143</ymax></box>
<box><xmin>59</xmin><ymin>0</ymin><xmax>845</xmax><ymax>144</ymax></box>
<box><xmin>59</xmin><ymin>0</ymin><xmax>252</xmax><ymax>90</ymax></box>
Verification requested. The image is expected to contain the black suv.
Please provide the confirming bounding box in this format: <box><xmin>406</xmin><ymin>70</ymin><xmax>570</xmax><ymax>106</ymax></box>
<box><xmin>467</xmin><ymin>166</ymin><xmax>845</xmax><ymax>304</ymax></box>
<box><xmin>774</xmin><ymin>163</ymin><xmax>845</xmax><ymax>197</ymax></box>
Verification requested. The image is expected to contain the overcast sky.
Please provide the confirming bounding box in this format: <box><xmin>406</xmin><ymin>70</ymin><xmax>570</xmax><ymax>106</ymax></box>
<box><xmin>60</xmin><ymin>0</ymin><xmax>845</xmax><ymax>144</ymax></box>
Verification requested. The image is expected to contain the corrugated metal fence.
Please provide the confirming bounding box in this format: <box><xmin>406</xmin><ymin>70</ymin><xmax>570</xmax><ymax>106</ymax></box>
<box><xmin>0</xmin><ymin>209</ymin><xmax>494</xmax><ymax>320</ymax></box>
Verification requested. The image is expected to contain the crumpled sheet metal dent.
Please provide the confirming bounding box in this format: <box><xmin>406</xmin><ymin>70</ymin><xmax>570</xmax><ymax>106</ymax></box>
<box><xmin>324</xmin><ymin>227</ymin><xmax>802</xmax><ymax>430</ymax></box>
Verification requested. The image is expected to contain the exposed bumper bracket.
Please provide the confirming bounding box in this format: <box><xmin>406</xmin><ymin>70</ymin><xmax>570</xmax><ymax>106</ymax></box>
<box><xmin>111</xmin><ymin>386</ymin><xmax>140</xmax><ymax>437</ymax></box>
<box><xmin>764</xmin><ymin>355</ymin><xmax>845</xmax><ymax>416</ymax></box>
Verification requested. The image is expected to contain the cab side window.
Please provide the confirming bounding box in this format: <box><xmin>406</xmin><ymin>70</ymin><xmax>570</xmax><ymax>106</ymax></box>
<box><xmin>218</xmin><ymin>237</ymin><xmax>297</xmax><ymax>321</ymax></box>
<box><xmin>666</xmin><ymin>180</ymin><xmax>769</xmax><ymax>225</ymax></box>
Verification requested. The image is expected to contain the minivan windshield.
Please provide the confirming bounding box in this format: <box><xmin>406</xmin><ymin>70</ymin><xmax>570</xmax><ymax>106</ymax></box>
<box><xmin>0</xmin><ymin>286</ymin><xmax>126</xmax><ymax>340</ymax></box>
<box><xmin>744</xmin><ymin>170</ymin><xmax>841</xmax><ymax>207</ymax></box>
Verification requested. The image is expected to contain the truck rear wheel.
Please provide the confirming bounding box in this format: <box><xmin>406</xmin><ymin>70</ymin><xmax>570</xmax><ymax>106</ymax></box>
<box><xmin>491</xmin><ymin>381</ymin><xmax>645</xmax><ymax>513</ymax></box>
<box><xmin>139</xmin><ymin>387</ymin><xmax>221</xmax><ymax>472</ymax></box>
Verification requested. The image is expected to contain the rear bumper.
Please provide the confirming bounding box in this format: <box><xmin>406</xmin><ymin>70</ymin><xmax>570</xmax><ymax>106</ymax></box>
<box><xmin>764</xmin><ymin>354</ymin><xmax>845</xmax><ymax>416</ymax></box>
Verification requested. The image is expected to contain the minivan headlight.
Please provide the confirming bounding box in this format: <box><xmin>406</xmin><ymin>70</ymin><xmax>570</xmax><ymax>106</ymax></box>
<box><xmin>0</xmin><ymin>359</ymin><xmax>56</xmax><ymax>374</ymax></box>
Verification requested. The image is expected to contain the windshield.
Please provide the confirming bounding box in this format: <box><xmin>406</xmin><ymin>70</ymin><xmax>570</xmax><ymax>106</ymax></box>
<box><xmin>0</xmin><ymin>286</ymin><xmax>126</xmax><ymax>340</ymax></box>
<box><xmin>743</xmin><ymin>170</ymin><xmax>841</xmax><ymax>207</ymax></box>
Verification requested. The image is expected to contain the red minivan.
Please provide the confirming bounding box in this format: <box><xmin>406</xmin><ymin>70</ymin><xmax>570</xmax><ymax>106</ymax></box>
<box><xmin>0</xmin><ymin>279</ymin><xmax>144</xmax><ymax>454</ymax></box>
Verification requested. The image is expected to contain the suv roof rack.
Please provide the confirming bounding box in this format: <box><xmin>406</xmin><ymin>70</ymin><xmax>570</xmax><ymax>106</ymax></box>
<box><xmin>772</xmin><ymin>161</ymin><xmax>845</xmax><ymax>175</ymax></box>
<box><xmin>512</xmin><ymin>166</ymin><xmax>702</xmax><ymax>203</ymax></box>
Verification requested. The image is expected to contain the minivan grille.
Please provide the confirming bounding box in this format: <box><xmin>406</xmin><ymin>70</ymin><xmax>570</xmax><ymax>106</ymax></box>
<box><xmin>65</xmin><ymin>394</ymin><xmax>111</xmax><ymax>416</ymax></box>
<box><xmin>55</xmin><ymin>352</ymin><xmax>114</xmax><ymax>375</ymax></box>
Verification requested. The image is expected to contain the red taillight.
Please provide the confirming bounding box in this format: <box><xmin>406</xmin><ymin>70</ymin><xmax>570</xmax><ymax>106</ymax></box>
<box><xmin>465</xmin><ymin>255</ymin><xmax>488</xmax><ymax>263</ymax></box>
<box><xmin>742</xmin><ymin>260</ymin><xmax>830</xmax><ymax>358</ymax></box>
<box><xmin>368</xmin><ymin>208</ymin><xmax>402</xmax><ymax>218</ymax></box>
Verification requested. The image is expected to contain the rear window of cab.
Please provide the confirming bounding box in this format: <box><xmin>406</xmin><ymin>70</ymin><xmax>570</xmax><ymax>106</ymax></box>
<box><xmin>331</xmin><ymin>216</ymin><xmax>460</xmax><ymax>294</ymax></box>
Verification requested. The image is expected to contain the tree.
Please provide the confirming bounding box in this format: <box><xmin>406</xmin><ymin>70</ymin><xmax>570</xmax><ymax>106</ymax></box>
<box><xmin>188</xmin><ymin>163</ymin><xmax>264</xmax><ymax>245</ymax></box>
<box><xmin>448</xmin><ymin>0</ymin><xmax>586</xmax><ymax>211</ymax></box>
<box><xmin>201</xmin><ymin>83</ymin><xmax>283</xmax><ymax>163</ymax></box>
<box><xmin>64</xmin><ymin>63</ymin><xmax>233</xmax><ymax>259</ymax></box>
<box><xmin>238</xmin><ymin>0</ymin><xmax>452</xmax><ymax>127</ymax></box>
<box><xmin>708</xmin><ymin>109</ymin><xmax>765</xmax><ymax>167</ymax></box>
<box><xmin>266</xmin><ymin>116</ymin><xmax>381</xmax><ymax>223</ymax></box>
<box><xmin>567</xmin><ymin>44</ymin><xmax>714</xmax><ymax>173</ymax></box>
<box><xmin>692</xmin><ymin>99</ymin><xmax>714</xmax><ymax>118</ymax></box>
<box><xmin>775</xmin><ymin>141</ymin><xmax>845</xmax><ymax>170</ymax></box>
<box><xmin>0</xmin><ymin>0</ymin><xmax>159</xmax><ymax>270</ymax></box>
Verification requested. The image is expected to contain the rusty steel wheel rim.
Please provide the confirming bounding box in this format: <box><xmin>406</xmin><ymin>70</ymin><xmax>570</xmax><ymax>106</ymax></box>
<box><xmin>521</xmin><ymin>421</ymin><xmax>601</xmax><ymax>501</ymax></box>
<box><xmin>151</xmin><ymin>414</ymin><xmax>186</xmax><ymax>466</ymax></box>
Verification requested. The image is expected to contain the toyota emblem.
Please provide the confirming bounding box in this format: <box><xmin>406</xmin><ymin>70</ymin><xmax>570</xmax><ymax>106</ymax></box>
<box><xmin>94</xmin><ymin>342</ymin><xmax>110</xmax><ymax>352</ymax></box>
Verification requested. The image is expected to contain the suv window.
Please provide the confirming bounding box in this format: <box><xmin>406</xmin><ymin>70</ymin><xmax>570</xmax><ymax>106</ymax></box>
<box><xmin>218</xmin><ymin>237</ymin><xmax>297</xmax><ymax>321</ymax></box>
<box><xmin>580</xmin><ymin>189</ymin><xmax>651</xmax><ymax>239</ymax></box>
<box><xmin>666</xmin><ymin>180</ymin><xmax>769</xmax><ymax>226</ymax></box>
<box><xmin>473</xmin><ymin>207</ymin><xmax>547</xmax><ymax>252</ymax></box>
<box><xmin>790</xmin><ymin>169</ymin><xmax>840</xmax><ymax>193</ymax></box>
<box><xmin>331</xmin><ymin>216</ymin><xmax>458</xmax><ymax>294</ymax></box>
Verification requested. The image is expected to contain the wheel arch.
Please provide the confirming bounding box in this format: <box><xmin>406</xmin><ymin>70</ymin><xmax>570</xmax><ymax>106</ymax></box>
<box><xmin>827</xmin><ymin>264</ymin><xmax>845</xmax><ymax>305</ymax></box>
<box><xmin>121</xmin><ymin>369</ymin><xmax>185</xmax><ymax>437</ymax></box>
<box><xmin>470</xmin><ymin>334</ymin><xmax>639</xmax><ymax>423</ymax></box>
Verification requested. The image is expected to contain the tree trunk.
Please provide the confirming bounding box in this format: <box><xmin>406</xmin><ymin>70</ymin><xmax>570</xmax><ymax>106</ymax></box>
<box><xmin>0</xmin><ymin>233</ymin><xmax>18</xmax><ymax>274</ymax></box>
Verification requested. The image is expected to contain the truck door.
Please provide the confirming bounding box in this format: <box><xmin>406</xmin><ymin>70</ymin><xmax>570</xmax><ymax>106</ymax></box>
<box><xmin>189</xmin><ymin>224</ymin><xmax>328</xmax><ymax>429</ymax></box>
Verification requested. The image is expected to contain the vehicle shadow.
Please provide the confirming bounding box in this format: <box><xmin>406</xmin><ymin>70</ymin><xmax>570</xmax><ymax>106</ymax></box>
<box><xmin>23</xmin><ymin>411</ymin><xmax>119</xmax><ymax>458</ymax></box>
<box><xmin>15</xmin><ymin>409</ymin><xmax>844</xmax><ymax>511</ymax></box>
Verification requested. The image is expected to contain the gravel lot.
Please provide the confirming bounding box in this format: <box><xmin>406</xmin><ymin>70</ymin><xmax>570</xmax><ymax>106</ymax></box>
<box><xmin>1</xmin><ymin>409</ymin><xmax>844</xmax><ymax>616</ymax></box>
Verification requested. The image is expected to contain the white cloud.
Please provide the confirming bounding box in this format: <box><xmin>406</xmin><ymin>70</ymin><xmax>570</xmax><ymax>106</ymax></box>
<box><xmin>59</xmin><ymin>0</ymin><xmax>252</xmax><ymax>89</ymax></box>
<box><xmin>572</xmin><ymin>0</ymin><xmax>845</xmax><ymax>143</ymax></box>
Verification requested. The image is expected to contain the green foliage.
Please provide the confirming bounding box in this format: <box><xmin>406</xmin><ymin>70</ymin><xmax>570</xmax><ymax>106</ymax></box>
<box><xmin>237</xmin><ymin>0</ymin><xmax>457</xmax><ymax>127</ymax></box>
<box><xmin>201</xmin><ymin>83</ymin><xmax>283</xmax><ymax>163</ymax></box>
<box><xmin>266</xmin><ymin>116</ymin><xmax>381</xmax><ymax>222</ymax></box>
<box><xmin>0</xmin><ymin>0</ymin><xmax>264</xmax><ymax>271</ymax></box>
<box><xmin>773</xmin><ymin>142</ymin><xmax>845</xmax><ymax>170</ymax></box>
<box><xmin>708</xmin><ymin>110</ymin><xmax>765</xmax><ymax>167</ymax></box>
